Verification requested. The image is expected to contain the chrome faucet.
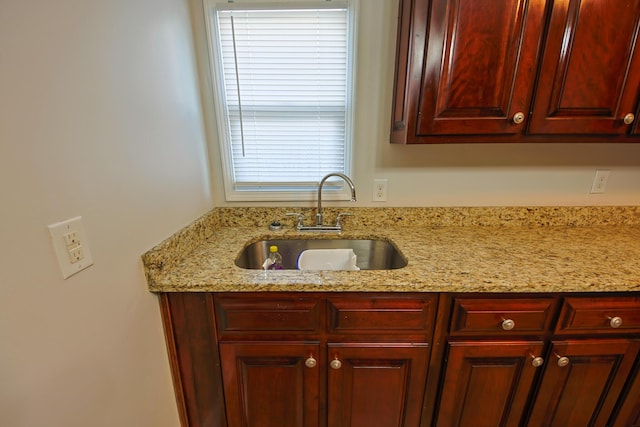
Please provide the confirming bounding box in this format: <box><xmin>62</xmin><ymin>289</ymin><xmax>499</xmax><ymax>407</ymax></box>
<box><xmin>286</xmin><ymin>173</ymin><xmax>356</xmax><ymax>231</ymax></box>
<box><xmin>316</xmin><ymin>173</ymin><xmax>356</xmax><ymax>226</ymax></box>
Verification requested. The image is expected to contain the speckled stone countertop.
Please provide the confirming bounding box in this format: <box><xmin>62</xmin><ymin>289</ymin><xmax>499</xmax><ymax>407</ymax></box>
<box><xmin>142</xmin><ymin>207</ymin><xmax>640</xmax><ymax>293</ymax></box>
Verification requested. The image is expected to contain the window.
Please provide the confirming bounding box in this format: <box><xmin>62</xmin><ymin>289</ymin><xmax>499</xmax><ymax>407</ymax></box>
<box><xmin>204</xmin><ymin>0</ymin><xmax>355</xmax><ymax>201</ymax></box>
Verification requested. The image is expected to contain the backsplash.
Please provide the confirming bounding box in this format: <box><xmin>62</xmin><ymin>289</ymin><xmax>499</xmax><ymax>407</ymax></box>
<box><xmin>216</xmin><ymin>206</ymin><xmax>640</xmax><ymax>228</ymax></box>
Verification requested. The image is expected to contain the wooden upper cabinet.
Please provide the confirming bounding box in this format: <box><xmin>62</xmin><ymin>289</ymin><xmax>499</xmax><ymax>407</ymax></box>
<box><xmin>391</xmin><ymin>0</ymin><xmax>640</xmax><ymax>143</ymax></box>
<box><xmin>392</xmin><ymin>0</ymin><xmax>547</xmax><ymax>143</ymax></box>
<box><xmin>528</xmin><ymin>0</ymin><xmax>640</xmax><ymax>136</ymax></box>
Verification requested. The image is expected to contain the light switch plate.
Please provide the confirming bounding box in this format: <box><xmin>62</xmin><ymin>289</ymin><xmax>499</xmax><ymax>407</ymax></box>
<box><xmin>48</xmin><ymin>216</ymin><xmax>94</xmax><ymax>279</ymax></box>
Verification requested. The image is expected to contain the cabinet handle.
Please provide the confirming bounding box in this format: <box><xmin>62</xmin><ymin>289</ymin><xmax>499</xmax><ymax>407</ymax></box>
<box><xmin>305</xmin><ymin>356</ymin><xmax>317</xmax><ymax>368</ymax></box>
<box><xmin>501</xmin><ymin>318</ymin><xmax>516</xmax><ymax>331</ymax></box>
<box><xmin>530</xmin><ymin>354</ymin><xmax>544</xmax><ymax>368</ymax></box>
<box><xmin>609</xmin><ymin>316</ymin><xmax>623</xmax><ymax>328</ymax></box>
<box><xmin>512</xmin><ymin>112</ymin><xmax>526</xmax><ymax>124</ymax></box>
<box><xmin>330</xmin><ymin>358</ymin><xmax>342</xmax><ymax>370</ymax></box>
<box><xmin>556</xmin><ymin>354</ymin><xmax>570</xmax><ymax>367</ymax></box>
<box><xmin>624</xmin><ymin>113</ymin><xmax>635</xmax><ymax>125</ymax></box>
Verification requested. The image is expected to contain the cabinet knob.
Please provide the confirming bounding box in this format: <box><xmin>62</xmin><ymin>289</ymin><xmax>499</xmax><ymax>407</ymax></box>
<box><xmin>530</xmin><ymin>355</ymin><xmax>544</xmax><ymax>368</ymax></box>
<box><xmin>305</xmin><ymin>356</ymin><xmax>317</xmax><ymax>368</ymax></box>
<box><xmin>512</xmin><ymin>112</ymin><xmax>526</xmax><ymax>124</ymax></box>
<box><xmin>330</xmin><ymin>358</ymin><xmax>342</xmax><ymax>370</ymax></box>
<box><xmin>501</xmin><ymin>319</ymin><xmax>516</xmax><ymax>331</ymax></box>
<box><xmin>624</xmin><ymin>113</ymin><xmax>635</xmax><ymax>125</ymax></box>
<box><xmin>556</xmin><ymin>354</ymin><xmax>570</xmax><ymax>367</ymax></box>
<box><xmin>609</xmin><ymin>316</ymin><xmax>623</xmax><ymax>328</ymax></box>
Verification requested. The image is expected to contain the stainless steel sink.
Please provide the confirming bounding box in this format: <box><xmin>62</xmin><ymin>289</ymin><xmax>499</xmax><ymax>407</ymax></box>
<box><xmin>235</xmin><ymin>239</ymin><xmax>407</xmax><ymax>270</ymax></box>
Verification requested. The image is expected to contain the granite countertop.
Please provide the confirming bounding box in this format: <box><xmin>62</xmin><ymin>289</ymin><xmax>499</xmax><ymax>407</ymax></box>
<box><xmin>142</xmin><ymin>207</ymin><xmax>640</xmax><ymax>294</ymax></box>
<box><xmin>145</xmin><ymin>225</ymin><xmax>640</xmax><ymax>293</ymax></box>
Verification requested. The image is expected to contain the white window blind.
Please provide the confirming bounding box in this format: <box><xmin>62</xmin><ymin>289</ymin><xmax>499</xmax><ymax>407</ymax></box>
<box><xmin>209</xmin><ymin>1</ymin><xmax>352</xmax><ymax>199</ymax></box>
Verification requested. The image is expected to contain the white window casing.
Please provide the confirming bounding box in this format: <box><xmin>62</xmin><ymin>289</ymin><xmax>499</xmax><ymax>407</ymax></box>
<box><xmin>204</xmin><ymin>0</ymin><xmax>357</xmax><ymax>201</ymax></box>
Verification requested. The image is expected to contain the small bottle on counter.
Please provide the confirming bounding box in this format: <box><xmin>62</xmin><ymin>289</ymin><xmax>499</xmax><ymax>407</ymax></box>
<box><xmin>266</xmin><ymin>245</ymin><xmax>283</xmax><ymax>270</ymax></box>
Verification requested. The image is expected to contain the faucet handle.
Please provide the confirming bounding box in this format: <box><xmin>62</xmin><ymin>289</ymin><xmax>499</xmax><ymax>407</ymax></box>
<box><xmin>285</xmin><ymin>212</ymin><xmax>305</xmax><ymax>228</ymax></box>
<box><xmin>336</xmin><ymin>212</ymin><xmax>353</xmax><ymax>227</ymax></box>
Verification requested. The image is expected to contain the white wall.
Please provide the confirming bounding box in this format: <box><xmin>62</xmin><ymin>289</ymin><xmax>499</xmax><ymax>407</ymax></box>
<box><xmin>204</xmin><ymin>0</ymin><xmax>640</xmax><ymax>207</ymax></box>
<box><xmin>0</xmin><ymin>0</ymin><xmax>211</xmax><ymax>426</ymax></box>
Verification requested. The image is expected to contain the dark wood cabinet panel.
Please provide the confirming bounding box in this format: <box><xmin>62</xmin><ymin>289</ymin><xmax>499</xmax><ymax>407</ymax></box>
<box><xmin>434</xmin><ymin>340</ymin><xmax>545</xmax><ymax>427</ymax></box>
<box><xmin>450</xmin><ymin>297</ymin><xmax>556</xmax><ymax>335</ymax></box>
<box><xmin>214</xmin><ymin>295</ymin><xmax>323</xmax><ymax>336</ymax></box>
<box><xmin>160</xmin><ymin>293</ymin><xmax>226</xmax><ymax>427</ymax></box>
<box><xmin>526</xmin><ymin>339</ymin><xmax>640</xmax><ymax>427</ymax></box>
<box><xmin>326</xmin><ymin>343</ymin><xmax>429</xmax><ymax>427</ymax></box>
<box><xmin>160</xmin><ymin>292</ymin><xmax>640</xmax><ymax>427</ymax></box>
<box><xmin>327</xmin><ymin>295</ymin><xmax>435</xmax><ymax>335</ymax></box>
<box><xmin>391</xmin><ymin>0</ymin><xmax>640</xmax><ymax>143</ymax></box>
<box><xmin>392</xmin><ymin>0</ymin><xmax>546</xmax><ymax>143</ymax></box>
<box><xmin>555</xmin><ymin>296</ymin><xmax>640</xmax><ymax>335</ymax></box>
<box><xmin>528</xmin><ymin>0</ymin><xmax>640</xmax><ymax>136</ymax></box>
<box><xmin>417</xmin><ymin>0</ymin><xmax>546</xmax><ymax>137</ymax></box>
<box><xmin>611</xmin><ymin>361</ymin><xmax>640</xmax><ymax>427</ymax></box>
<box><xmin>219</xmin><ymin>342</ymin><xmax>321</xmax><ymax>427</ymax></box>
<box><xmin>168</xmin><ymin>292</ymin><xmax>434</xmax><ymax>427</ymax></box>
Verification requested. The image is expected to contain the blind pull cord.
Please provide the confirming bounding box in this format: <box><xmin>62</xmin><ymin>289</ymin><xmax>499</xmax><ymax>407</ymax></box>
<box><xmin>230</xmin><ymin>15</ymin><xmax>246</xmax><ymax>157</ymax></box>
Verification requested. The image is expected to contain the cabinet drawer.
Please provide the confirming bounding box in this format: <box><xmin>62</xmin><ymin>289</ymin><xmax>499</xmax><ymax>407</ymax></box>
<box><xmin>328</xmin><ymin>296</ymin><xmax>435</xmax><ymax>334</ymax></box>
<box><xmin>555</xmin><ymin>297</ymin><xmax>640</xmax><ymax>335</ymax></box>
<box><xmin>450</xmin><ymin>297</ymin><xmax>556</xmax><ymax>336</ymax></box>
<box><xmin>215</xmin><ymin>296</ymin><xmax>322</xmax><ymax>335</ymax></box>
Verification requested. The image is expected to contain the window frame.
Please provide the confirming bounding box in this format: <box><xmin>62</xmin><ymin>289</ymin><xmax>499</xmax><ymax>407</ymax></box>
<box><xmin>203</xmin><ymin>0</ymin><xmax>358</xmax><ymax>202</ymax></box>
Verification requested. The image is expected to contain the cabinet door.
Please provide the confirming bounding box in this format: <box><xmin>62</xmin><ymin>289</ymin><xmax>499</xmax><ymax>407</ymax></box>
<box><xmin>327</xmin><ymin>343</ymin><xmax>429</xmax><ymax>427</ymax></box>
<box><xmin>611</xmin><ymin>361</ymin><xmax>640</xmax><ymax>427</ymax></box>
<box><xmin>528</xmin><ymin>0</ymin><xmax>640</xmax><ymax>135</ymax></box>
<box><xmin>220</xmin><ymin>342</ymin><xmax>320</xmax><ymax>427</ymax></box>
<box><xmin>434</xmin><ymin>340</ymin><xmax>545</xmax><ymax>427</ymax></box>
<box><xmin>404</xmin><ymin>0</ymin><xmax>546</xmax><ymax>139</ymax></box>
<box><xmin>526</xmin><ymin>339</ymin><xmax>640</xmax><ymax>427</ymax></box>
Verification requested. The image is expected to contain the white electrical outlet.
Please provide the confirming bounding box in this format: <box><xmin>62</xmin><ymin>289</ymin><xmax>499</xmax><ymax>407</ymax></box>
<box><xmin>373</xmin><ymin>179</ymin><xmax>388</xmax><ymax>202</ymax></box>
<box><xmin>68</xmin><ymin>245</ymin><xmax>85</xmax><ymax>263</ymax></box>
<box><xmin>590</xmin><ymin>170</ymin><xmax>610</xmax><ymax>194</ymax></box>
<box><xmin>63</xmin><ymin>231</ymin><xmax>79</xmax><ymax>246</ymax></box>
<box><xmin>48</xmin><ymin>216</ymin><xmax>94</xmax><ymax>279</ymax></box>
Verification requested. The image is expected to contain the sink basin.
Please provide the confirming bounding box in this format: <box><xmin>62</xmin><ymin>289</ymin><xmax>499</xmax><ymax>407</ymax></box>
<box><xmin>236</xmin><ymin>239</ymin><xmax>407</xmax><ymax>270</ymax></box>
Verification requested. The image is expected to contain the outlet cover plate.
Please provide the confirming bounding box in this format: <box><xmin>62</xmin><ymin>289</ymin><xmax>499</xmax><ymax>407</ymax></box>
<box><xmin>48</xmin><ymin>216</ymin><xmax>94</xmax><ymax>279</ymax></box>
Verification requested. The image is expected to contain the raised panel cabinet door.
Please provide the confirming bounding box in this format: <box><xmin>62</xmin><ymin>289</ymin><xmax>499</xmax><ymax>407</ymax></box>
<box><xmin>526</xmin><ymin>339</ymin><xmax>640</xmax><ymax>427</ymax></box>
<box><xmin>327</xmin><ymin>343</ymin><xmax>429</xmax><ymax>427</ymax></box>
<box><xmin>219</xmin><ymin>342</ymin><xmax>321</xmax><ymax>427</ymax></box>
<box><xmin>528</xmin><ymin>0</ymin><xmax>640</xmax><ymax>135</ymax></box>
<box><xmin>611</xmin><ymin>362</ymin><xmax>640</xmax><ymax>427</ymax></box>
<box><xmin>434</xmin><ymin>340</ymin><xmax>545</xmax><ymax>427</ymax></box>
<box><xmin>413</xmin><ymin>0</ymin><xmax>546</xmax><ymax>138</ymax></box>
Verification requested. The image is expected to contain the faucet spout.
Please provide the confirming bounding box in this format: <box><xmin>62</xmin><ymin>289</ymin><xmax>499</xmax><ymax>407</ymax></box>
<box><xmin>316</xmin><ymin>173</ymin><xmax>357</xmax><ymax>226</ymax></box>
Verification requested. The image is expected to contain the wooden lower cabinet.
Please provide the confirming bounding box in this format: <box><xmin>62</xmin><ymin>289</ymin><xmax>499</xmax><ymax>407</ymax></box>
<box><xmin>212</xmin><ymin>293</ymin><xmax>435</xmax><ymax>427</ymax></box>
<box><xmin>219</xmin><ymin>342</ymin><xmax>321</xmax><ymax>427</ymax></box>
<box><xmin>217</xmin><ymin>340</ymin><xmax>432</xmax><ymax>427</ymax></box>
<box><xmin>220</xmin><ymin>341</ymin><xmax>429</xmax><ymax>427</ymax></box>
<box><xmin>433</xmin><ymin>338</ymin><xmax>640</xmax><ymax>427</ymax></box>
<box><xmin>611</xmin><ymin>360</ymin><xmax>640</xmax><ymax>427</ymax></box>
<box><xmin>160</xmin><ymin>292</ymin><xmax>640</xmax><ymax>427</ymax></box>
<box><xmin>327</xmin><ymin>343</ymin><xmax>429</xmax><ymax>427</ymax></box>
<box><xmin>434</xmin><ymin>341</ymin><xmax>545</xmax><ymax>427</ymax></box>
<box><xmin>430</xmin><ymin>296</ymin><xmax>640</xmax><ymax>427</ymax></box>
<box><xmin>527</xmin><ymin>339</ymin><xmax>640</xmax><ymax>427</ymax></box>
